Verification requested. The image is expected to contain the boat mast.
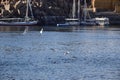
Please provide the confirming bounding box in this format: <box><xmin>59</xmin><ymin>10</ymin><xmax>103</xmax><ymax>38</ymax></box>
<box><xmin>28</xmin><ymin>0</ymin><xmax>34</xmax><ymax>19</ymax></box>
<box><xmin>84</xmin><ymin>0</ymin><xmax>87</xmax><ymax>21</ymax></box>
<box><xmin>72</xmin><ymin>0</ymin><xmax>76</xmax><ymax>18</ymax></box>
<box><xmin>25</xmin><ymin>0</ymin><xmax>29</xmax><ymax>21</ymax></box>
<box><xmin>77</xmin><ymin>0</ymin><xmax>80</xmax><ymax>20</ymax></box>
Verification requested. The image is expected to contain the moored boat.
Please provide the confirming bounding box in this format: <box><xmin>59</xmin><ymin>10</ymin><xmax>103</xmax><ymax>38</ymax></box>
<box><xmin>57</xmin><ymin>0</ymin><xmax>80</xmax><ymax>27</ymax></box>
<box><xmin>57</xmin><ymin>0</ymin><xmax>109</xmax><ymax>27</ymax></box>
<box><xmin>0</xmin><ymin>18</ymin><xmax>38</xmax><ymax>26</ymax></box>
<box><xmin>57</xmin><ymin>18</ymin><xmax>80</xmax><ymax>27</ymax></box>
<box><xmin>94</xmin><ymin>17</ymin><xmax>109</xmax><ymax>26</ymax></box>
<box><xmin>0</xmin><ymin>0</ymin><xmax>38</xmax><ymax>26</ymax></box>
<box><xmin>80</xmin><ymin>0</ymin><xmax>109</xmax><ymax>26</ymax></box>
<box><xmin>81</xmin><ymin>17</ymin><xmax>109</xmax><ymax>26</ymax></box>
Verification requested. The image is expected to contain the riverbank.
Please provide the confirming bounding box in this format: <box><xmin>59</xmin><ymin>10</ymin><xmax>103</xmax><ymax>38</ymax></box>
<box><xmin>0</xmin><ymin>0</ymin><xmax>120</xmax><ymax>26</ymax></box>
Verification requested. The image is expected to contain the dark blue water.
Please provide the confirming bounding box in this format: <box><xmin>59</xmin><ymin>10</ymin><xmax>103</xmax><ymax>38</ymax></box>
<box><xmin>0</xmin><ymin>27</ymin><xmax>120</xmax><ymax>80</ymax></box>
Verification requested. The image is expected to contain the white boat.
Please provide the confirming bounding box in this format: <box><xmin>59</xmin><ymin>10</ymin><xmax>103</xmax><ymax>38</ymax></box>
<box><xmin>0</xmin><ymin>0</ymin><xmax>38</xmax><ymax>26</ymax></box>
<box><xmin>57</xmin><ymin>0</ymin><xmax>109</xmax><ymax>27</ymax></box>
<box><xmin>57</xmin><ymin>0</ymin><xmax>80</xmax><ymax>27</ymax></box>
<box><xmin>81</xmin><ymin>0</ymin><xmax>109</xmax><ymax>26</ymax></box>
<box><xmin>81</xmin><ymin>17</ymin><xmax>109</xmax><ymax>26</ymax></box>
<box><xmin>94</xmin><ymin>17</ymin><xmax>109</xmax><ymax>26</ymax></box>
<box><xmin>57</xmin><ymin>18</ymin><xmax>80</xmax><ymax>27</ymax></box>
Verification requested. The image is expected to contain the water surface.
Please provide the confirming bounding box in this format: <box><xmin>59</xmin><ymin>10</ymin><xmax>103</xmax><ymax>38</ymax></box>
<box><xmin>0</xmin><ymin>26</ymin><xmax>120</xmax><ymax>80</ymax></box>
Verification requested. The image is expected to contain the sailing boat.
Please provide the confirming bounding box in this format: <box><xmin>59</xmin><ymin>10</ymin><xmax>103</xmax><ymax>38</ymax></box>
<box><xmin>0</xmin><ymin>0</ymin><xmax>38</xmax><ymax>26</ymax></box>
<box><xmin>80</xmin><ymin>0</ymin><xmax>109</xmax><ymax>26</ymax></box>
<box><xmin>57</xmin><ymin>0</ymin><xmax>80</xmax><ymax>27</ymax></box>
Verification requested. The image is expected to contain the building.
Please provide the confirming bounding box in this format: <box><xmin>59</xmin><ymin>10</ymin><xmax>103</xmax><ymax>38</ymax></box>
<box><xmin>95</xmin><ymin>0</ymin><xmax>120</xmax><ymax>13</ymax></box>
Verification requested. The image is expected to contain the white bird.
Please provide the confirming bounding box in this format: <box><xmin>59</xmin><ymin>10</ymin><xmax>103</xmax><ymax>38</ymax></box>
<box><xmin>64</xmin><ymin>51</ymin><xmax>70</xmax><ymax>55</ymax></box>
<box><xmin>40</xmin><ymin>28</ymin><xmax>43</xmax><ymax>35</ymax></box>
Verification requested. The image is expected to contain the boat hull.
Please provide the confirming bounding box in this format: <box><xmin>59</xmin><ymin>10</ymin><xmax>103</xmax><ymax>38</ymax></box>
<box><xmin>57</xmin><ymin>21</ymin><xmax>80</xmax><ymax>27</ymax></box>
<box><xmin>0</xmin><ymin>21</ymin><xmax>38</xmax><ymax>26</ymax></box>
<box><xmin>57</xmin><ymin>23</ymin><xmax>80</xmax><ymax>27</ymax></box>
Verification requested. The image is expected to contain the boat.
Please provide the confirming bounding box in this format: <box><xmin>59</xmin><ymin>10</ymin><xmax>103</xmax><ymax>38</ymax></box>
<box><xmin>93</xmin><ymin>17</ymin><xmax>109</xmax><ymax>26</ymax></box>
<box><xmin>57</xmin><ymin>0</ymin><xmax>80</xmax><ymax>27</ymax></box>
<box><xmin>80</xmin><ymin>0</ymin><xmax>109</xmax><ymax>26</ymax></box>
<box><xmin>0</xmin><ymin>18</ymin><xmax>38</xmax><ymax>26</ymax></box>
<box><xmin>57</xmin><ymin>0</ymin><xmax>109</xmax><ymax>27</ymax></box>
<box><xmin>81</xmin><ymin>17</ymin><xmax>109</xmax><ymax>26</ymax></box>
<box><xmin>57</xmin><ymin>18</ymin><xmax>80</xmax><ymax>27</ymax></box>
<box><xmin>0</xmin><ymin>0</ymin><xmax>38</xmax><ymax>26</ymax></box>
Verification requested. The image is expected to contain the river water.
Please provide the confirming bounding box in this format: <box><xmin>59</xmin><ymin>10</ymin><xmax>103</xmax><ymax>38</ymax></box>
<box><xmin>0</xmin><ymin>26</ymin><xmax>120</xmax><ymax>80</ymax></box>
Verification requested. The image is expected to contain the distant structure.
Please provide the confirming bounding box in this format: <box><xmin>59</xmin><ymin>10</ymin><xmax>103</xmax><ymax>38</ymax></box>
<box><xmin>95</xmin><ymin>0</ymin><xmax>120</xmax><ymax>13</ymax></box>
